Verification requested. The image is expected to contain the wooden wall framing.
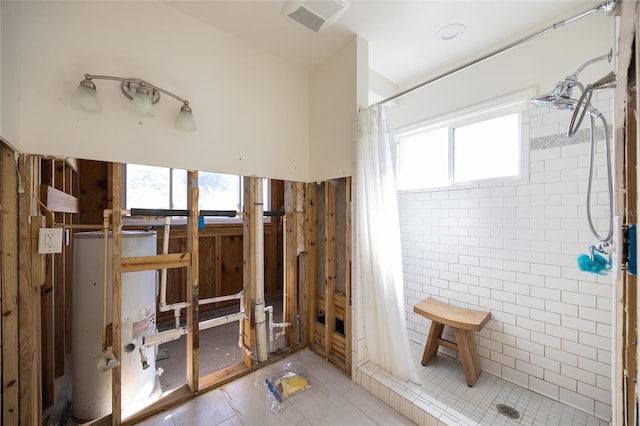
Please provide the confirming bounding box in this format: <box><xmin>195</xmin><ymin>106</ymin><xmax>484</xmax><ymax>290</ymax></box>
<box><xmin>0</xmin><ymin>152</ymin><xmax>353</xmax><ymax>423</ymax></box>
<box><xmin>39</xmin><ymin>158</ymin><xmax>78</xmax><ymax>408</ymax></box>
<box><xmin>1</xmin><ymin>143</ymin><xmax>21</xmax><ymax>425</ymax></box>
<box><xmin>1</xmin><ymin>148</ymin><xmax>47</xmax><ymax>425</ymax></box>
<box><xmin>307</xmin><ymin>177</ymin><xmax>352</xmax><ymax>373</ymax></box>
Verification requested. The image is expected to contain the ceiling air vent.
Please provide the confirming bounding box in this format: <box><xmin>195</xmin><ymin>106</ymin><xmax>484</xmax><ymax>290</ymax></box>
<box><xmin>282</xmin><ymin>0</ymin><xmax>349</xmax><ymax>32</ymax></box>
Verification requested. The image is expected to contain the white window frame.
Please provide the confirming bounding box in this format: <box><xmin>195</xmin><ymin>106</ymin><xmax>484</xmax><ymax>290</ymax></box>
<box><xmin>394</xmin><ymin>90</ymin><xmax>532</xmax><ymax>191</ymax></box>
<box><xmin>123</xmin><ymin>165</ymin><xmax>270</xmax><ymax>225</ymax></box>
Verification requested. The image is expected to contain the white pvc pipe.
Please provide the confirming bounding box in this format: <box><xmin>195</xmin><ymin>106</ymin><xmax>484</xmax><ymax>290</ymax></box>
<box><xmin>264</xmin><ymin>305</ymin><xmax>274</xmax><ymax>352</ymax></box>
<box><xmin>102</xmin><ymin>210</ymin><xmax>110</xmax><ymax>350</ymax></box>
<box><xmin>200</xmin><ymin>311</ymin><xmax>247</xmax><ymax>331</ymax></box>
<box><xmin>159</xmin><ymin>216</ymin><xmax>171</xmax><ymax>312</ymax></box>
<box><xmin>254</xmin><ymin>179</ymin><xmax>269</xmax><ymax>362</ymax></box>
<box><xmin>140</xmin><ymin>327</ymin><xmax>187</xmax><ymax>349</ymax></box>
<box><xmin>199</xmin><ymin>291</ymin><xmax>244</xmax><ymax>306</ymax></box>
<box><xmin>275</xmin><ymin>214</ymin><xmax>291</xmax><ymax>342</ymax></box>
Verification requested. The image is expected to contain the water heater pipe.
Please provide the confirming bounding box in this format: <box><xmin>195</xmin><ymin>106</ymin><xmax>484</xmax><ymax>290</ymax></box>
<box><xmin>101</xmin><ymin>210</ymin><xmax>110</xmax><ymax>350</ymax></box>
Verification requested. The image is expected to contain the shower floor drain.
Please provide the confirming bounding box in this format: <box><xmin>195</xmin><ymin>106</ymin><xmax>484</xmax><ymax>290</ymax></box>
<box><xmin>496</xmin><ymin>404</ymin><xmax>520</xmax><ymax>419</ymax></box>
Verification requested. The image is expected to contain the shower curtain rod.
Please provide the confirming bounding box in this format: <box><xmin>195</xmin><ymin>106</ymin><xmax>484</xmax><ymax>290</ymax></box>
<box><xmin>375</xmin><ymin>0</ymin><xmax>617</xmax><ymax>107</ymax></box>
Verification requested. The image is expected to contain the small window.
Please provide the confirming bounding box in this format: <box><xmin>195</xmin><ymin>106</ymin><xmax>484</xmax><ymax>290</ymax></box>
<box><xmin>396</xmin><ymin>101</ymin><xmax>523</xmax><ymax>190</ymax></box>
<box><xmin>453</xmin><ymin>113</ymin><xmax>519</xmax><ymax>183</ymax></box>
<box><xmin>397</xmin><ymin>127</ymin><xmax>449</xmax><ymax>190</ymax></box>
<box><xmin>125</xmin><ymin>164</ymin><xmax>269</xmax><ymax>215</ymax></box>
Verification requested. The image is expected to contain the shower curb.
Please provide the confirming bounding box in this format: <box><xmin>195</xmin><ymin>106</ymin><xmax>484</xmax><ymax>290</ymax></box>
<box><xmin>356</xmin><ymin>363</ymin><xmax>477</xmax><ymax>426</ymax></box>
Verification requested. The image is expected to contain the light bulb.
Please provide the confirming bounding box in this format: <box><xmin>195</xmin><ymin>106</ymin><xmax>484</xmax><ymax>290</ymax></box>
<box><xmin>72</xmin><ymin>79</ymin><xmax>102</xmax><ymax>112</ymax></box>
<box><xmin>175</xmin><ymin>104</ymin><xmax>196</xmax><ymax>131</ymax></box>
<box><xmin>130</xmin><ymin>86</ymin><xmax>154</xmax><ymax>116</ymax></box>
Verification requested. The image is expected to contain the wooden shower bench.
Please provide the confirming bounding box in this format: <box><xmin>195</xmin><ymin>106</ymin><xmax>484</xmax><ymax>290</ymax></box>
<box><xmin>414</xmin><ymin>297</ymin><xmax>491</xmax><ymax>387</ymax></box>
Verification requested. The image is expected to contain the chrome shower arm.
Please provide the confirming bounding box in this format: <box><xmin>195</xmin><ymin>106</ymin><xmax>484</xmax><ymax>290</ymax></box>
<box><xmin>569</xmin><ymin>49</ymin><xmax>612</xmax><ymax>79</ymax></box>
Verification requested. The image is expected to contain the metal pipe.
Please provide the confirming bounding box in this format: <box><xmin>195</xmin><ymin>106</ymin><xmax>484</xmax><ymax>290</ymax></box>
<box><xmin>374</xmin><ymin>0</ymin><xmax>616</xmax><ymax>106</ymax></box>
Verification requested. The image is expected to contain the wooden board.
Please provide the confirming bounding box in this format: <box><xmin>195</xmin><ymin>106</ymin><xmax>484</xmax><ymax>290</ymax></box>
<box><xmin>39</xmin><ymin>184</ymin><xmax>79</xmax><ymax>213</ymax></box>
<box><xmin>121</xmin><ymin>253</ymin><xmax>192</xmax><ymax>273</ymax></box>
<box><xmin>1</xmin><ymin>143</ymin><xmax>20</xmax><ymax>425</ymax></box>
<box><xmin>343</xmin><ymin>177</ymin><xmax>352</xmax><ymax>374</ymax></box>
<box><xmin>198</xmin><ymin>237</ymin><xmax>215</xmax><ymax>301</ymax></box>
<box><xmin>186</xmin><ymin>170</ymin><xmax>200</xmax><ymax>392</ymax></box>
<box><xmin>324</xmin><ymin>180</ymin><xmax>337</xmax><ymax>359</ymax></box>
<box><xmin>18</xmin><ymin>155</ymin><xmax>42</xmax><ymax>425</ymax></box>
<box><xmin>284</xmin><ymin>181</ymin><xmax>298</xmax><ymax>347</ymax></box>
<box><xmin>242</xmin><ymin>176</ymin><xmax>256</xmax><ymax>366</ymax></box>
<box><xmin>111</xmin><ymin>163</ymin><xmax>123</xmax><ymax>425</ymax></box>
<box><xmin>221</xmin><ymin>235</ymin><xmax>244</xmax><ymax>297</ymax></box>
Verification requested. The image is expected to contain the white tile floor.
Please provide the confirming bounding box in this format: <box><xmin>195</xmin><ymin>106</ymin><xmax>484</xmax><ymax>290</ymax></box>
<box><xmin>134</xmin><ymin>349</ymin><xmax>413</xmax><ymax>426</ymax></box>
<box><xmin>356</xmin><ymin>340</ymin><xmax>609</xmax><ymax>426</ymax></box>
<box><xmin>135</xmin><ymin>339</ymin><xmax>611</xmax><ymax>426</ymax></box>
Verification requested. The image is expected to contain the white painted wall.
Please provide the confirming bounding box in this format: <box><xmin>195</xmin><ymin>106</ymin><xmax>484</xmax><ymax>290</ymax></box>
<box><xmin>1</xmin><ymin>2</ymin><xmax>22</xmax><ymax>150</ymax></box>
<box><xmin>386</xmin><ymin>13</ymin><xmax>612</xmax><ymax>130</ymax></box>
<box><xmin>5</xmin><ymin>1</ymin><xmax>310</xmax><ymax>182</ymax></box>
<box><xmin>309</xmin><ymin>37</ymin><xmax>364</xmax><ymax>182</ymax></box>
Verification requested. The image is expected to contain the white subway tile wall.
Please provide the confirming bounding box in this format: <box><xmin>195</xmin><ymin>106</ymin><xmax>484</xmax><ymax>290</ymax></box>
<box><xmin>398</xmin><ymin>91</ymin><xmax>614</xmax><ymax>421</ymax></box>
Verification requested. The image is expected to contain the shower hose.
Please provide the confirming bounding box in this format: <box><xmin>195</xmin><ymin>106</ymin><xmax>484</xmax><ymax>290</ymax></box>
<box><xmin>568</xmin><ymin>85</ymin><xmax>614</xmax><ymax>243</ymax></box>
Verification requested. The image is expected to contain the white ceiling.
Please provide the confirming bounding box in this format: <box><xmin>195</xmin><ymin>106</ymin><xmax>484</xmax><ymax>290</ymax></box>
<box><xmin>165</xmin><ymin>1</ymin><xmax>604</xmax><ymax>89</ymax></box>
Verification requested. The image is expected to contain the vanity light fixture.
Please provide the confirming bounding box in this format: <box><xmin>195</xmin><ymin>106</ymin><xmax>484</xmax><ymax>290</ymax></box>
<box><xmin>73</xmin><ymin>74</ymin><xmax>196</xmax><ymax>131</ymax></box>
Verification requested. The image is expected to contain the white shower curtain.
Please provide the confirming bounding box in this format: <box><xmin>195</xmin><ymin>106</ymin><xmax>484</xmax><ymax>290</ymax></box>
<box><xmin>356</xmin><ymin>105</ymin><xmax>419</xmax><ymax>384</ymax></box>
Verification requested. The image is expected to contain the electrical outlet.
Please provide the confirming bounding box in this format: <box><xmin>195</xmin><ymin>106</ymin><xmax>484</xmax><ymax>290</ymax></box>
<box><xmin>38</xmin><ymin>228</ymin><xmax>63</xmax><ymax>254</ymax></box>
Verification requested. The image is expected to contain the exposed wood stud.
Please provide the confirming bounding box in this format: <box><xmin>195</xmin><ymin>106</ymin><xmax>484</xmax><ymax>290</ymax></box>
<box><xmin>284</xmin><ymin>181</ymin><xmax>298</xmax><ymax>348</ymax></box>
<box><xmin>305</xmin><ymin>184</ymin><xmax>319</xmax><ymax>353</ymax></box>
<box><xmin>344</xmin><ymin>177</ymin><xmax>352</xmax><ymax>375</ymax></box>
<box><xmin>53</xmin><ymin>161</ymin><xmax>67</xmax><ymax>379</ymax></box>
<box><xmin>324</xmin><ymin>180</ymin><xmax>336</xmax><ymax>361</ymax></box>
<box><xmin>18</xmin><ymin>155</ymin><xmax>42</xmax><ymax>425</ymax></box>
<box><xmin>111</xmin><ymin>163</ymin><xmax>123</xmax><ymax>425</ymax></box>
<box><xmin>186</xmin><ymin>171</ymin><xmax>200</xmax><ymax>392</ymax></box>
<box><xmin>242</xmin><ymin>177</ymin><xmax>256</xmax><ymax>366</ymax></box>
<box><xmin>39</xmin><ymin>159</ymin><xmax>55</xmax><ymax>407</ymax></box>
<box><xmin>1</xmin><ymin>143</ymin><xmax>20</xmax><ymax>426</ymax></box>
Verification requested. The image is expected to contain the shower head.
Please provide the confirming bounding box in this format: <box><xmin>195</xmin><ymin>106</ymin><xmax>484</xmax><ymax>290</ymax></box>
<box><xmin>531</xmin><ymin>50</ymin><xmax>613</xmax><ymax>111</ymax></box>
<box><xmin>530</xmin><ymin>80</ymin><xmax>577</xmax><ymax>110</ymax></box>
